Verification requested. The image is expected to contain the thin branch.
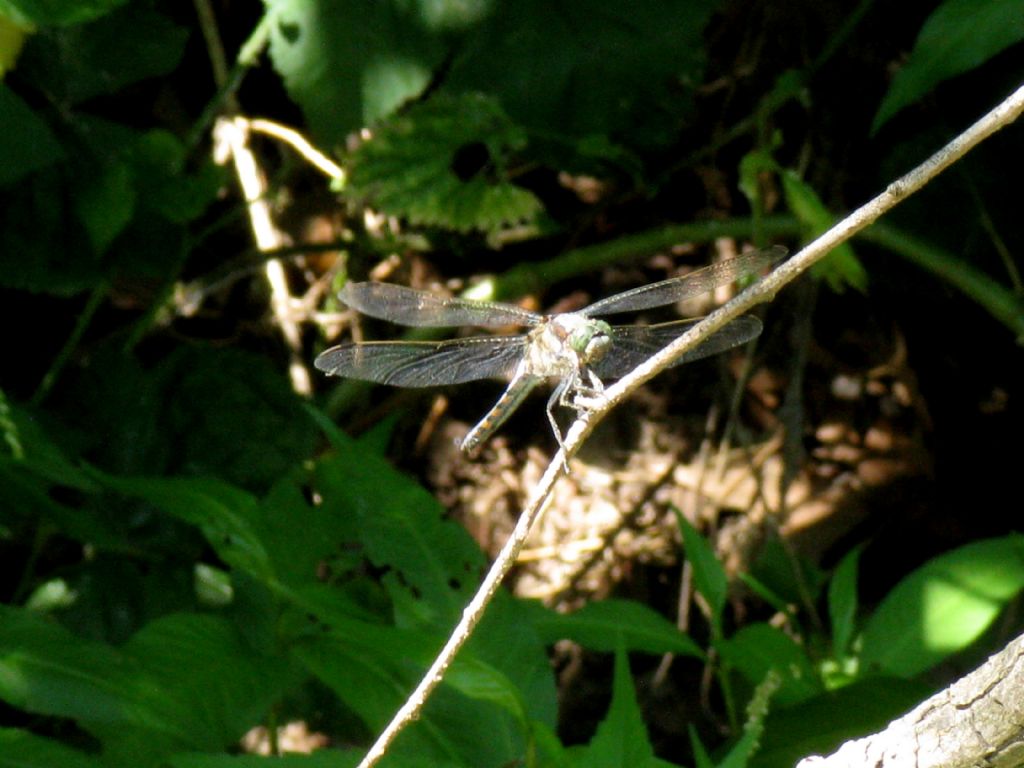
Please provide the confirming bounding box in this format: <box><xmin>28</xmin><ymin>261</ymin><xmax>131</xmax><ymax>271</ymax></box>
<box><xmin>192</xmin><ymin>0</ymin><xmax>232</xmax><ymax>95</ymax></box>
<box><xmin>214</xmin><ymin>116</ymin><xmax>313</xmax><ymax>395</ymax></box>
<box><xmin>355</xmin><ymin>82</ymin><xmax>1024</xmax><ymax>768</ymax></box>
<box><xmin>248</xmin><ymin>119</ymin><xmax>345</xmax><ymax>182</ymax></box>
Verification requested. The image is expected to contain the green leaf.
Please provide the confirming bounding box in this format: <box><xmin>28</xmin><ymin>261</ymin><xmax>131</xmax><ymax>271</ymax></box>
<box><xmin>828</xmin><ymin>546</ymin><xmax>861</xmax><ymax>659</ymax></box>
<box><xmin>157</xmin><ymin>348</ymin><xmax>318</xmax><ymax>491</ymax></box>
<box><xmin>529</xmin><ymin>598</ymin><xmax>704</xmax><ymax>658</ymax></box>
<box><xmin>738</xmin><ymin>145</ymin><xmax>779</xmax><ymax>210</ymax></box>
<box><xmin>114</xmin><ymin>130</ymin><xmax>224</xmax><ymax>225</ymax></box>
<box><xmin>251</xmin><ymin>480</ymin><xmax>362</xmax><ymax>591</ymax></box>
<box><xmin>780</xmin><ymin>170</ymin><xmax>867</xmax><ymax>293</ymax></box>
<box><xmin>860</xmin><ymin>535</ymin><xmax>1024</xmax><ymax>677</ymax></box>
<box><xmin>295</xmin><ymin>624</ymin><xmax>527</xmax><ymax>766</ymax></box>
<box><xmin>470</xmin><ymin>596</ymin><xmax>558</xmax><ymax>727</ymax></box>
<box><xmin>717</xmin><ymin>624</ymin><xmax>821</xmax><ymax>706</ymax></box>
<box><xmin>348</xmin><ymin>92</ymin><xmax>542</xmax><ymax>234</ymax></box>
<box><xmin>0</xmin><ymin>0</ymin><xmax>127</xmax><ymax>27</ymax></box>
<box><xmin>872</xmin><ymin>0</ymin><xmax>1024</xmax><ymax>132</ymax></box>
<box><xmin>168</xmin><ymin>752</ymin><xmax>362</xmax><ymax>768</ymax></box>
<box><xmin>444</xmin><ymin>0</ymin><xmax>717</xmax><ymax>143</ymax></box>
<box><xmin>0</xmin><ymin>604</ymin><xmax>184</xmax><ymax>738</ymax></box>
<box><xmin>751</xmin><ymin>677</ymin><xmax>932</xmax><ymax>768</ymax></box>
<box><xmin>19</xmin><ymin>5</ymin><xmax>187</xmax><ymax>105</ymax></box>
<box><xmin>3</xmin><ymin>402</ymin><xmax>96</xmax><ymax>490</ymax></box>
<box><xmin>676</xmin><ymin>510</ymin><xmax>727</xmax><ymax>635</ymax></box>
<box><xmin>73</xmin><ymin>159</ymin><xmax>135</xmax><ymax>254</ymax></box>
<box><xmin>94</xmin><ymin>473</ymin><xmax>274</xmax><ymax>583</ymax></box>
<box><xmin>750</xmin><ymin>533</ymin><xmax>827</xmax><ymax>609</ymax></box>
<box><xmin>531</xmin><ymin>720</ymin><xmax>571</xmax><ymax>768</ymax></box>
<box><xmin>265</xmin><ymin>0</ymin><xmax>454</xmax><ymax>140</ymax></box>
<box><xmin>315</xmin><ymin>444</ymin><xmax>486</xmax><ymax>626</ymax></box>
<box><xmin>0</xmin><ymin>728</ymin><xmax>102</xmax><ymax>768</ymax></box>
<box><xmin>0</xmin><ymin>85</ymin><xmax>64</xmax><ymax>186</ymax></box>
<box><xmin>689</xmin><ymin>725</ymin><xmax>715</xmax><ymax>768</ymax></box>
<box><xmin>115</xmin><ymin>614</ymin><xmax>296</xmax><ymax>752</ymax></box>
<box><xmin>578</xmin><ymin>645</ymin><xmax>657</xmax><ymax>768</ymax></box>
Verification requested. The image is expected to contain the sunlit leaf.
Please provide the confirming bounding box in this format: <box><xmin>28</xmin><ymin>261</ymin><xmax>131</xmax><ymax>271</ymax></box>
<box><xmin>348</xmin><ymin>92</ymin><xmax>542</xmax><ymax>234</ymax></box>
<box><xmin>860</xmin><ymin>535</ymin><xmax>1024</xmax><ymax>677</ymax></box>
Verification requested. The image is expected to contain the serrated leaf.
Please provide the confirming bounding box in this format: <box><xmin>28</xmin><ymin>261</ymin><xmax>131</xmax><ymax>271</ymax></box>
<box><xmin>860</xmin><ymin>535</ymin><xmax>1024</xmax><ymax>677</ymax></box>
<box><xmin>348</xmin><ymin>93</ymin><xmax>542</xmax><ymax>234</ymax></box>
<box><xmin>578</xmin><ymin>646</ymin><xmax>657</xmax><ymax>768</ymax></box>
<box><xmin>873</xmin><ymin>0</ymin><xmax>1024</xmax><ymax>132</ymax></box>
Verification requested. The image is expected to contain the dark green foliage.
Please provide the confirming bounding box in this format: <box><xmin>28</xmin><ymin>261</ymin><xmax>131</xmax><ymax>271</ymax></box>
<box><xmin>872</xmin><ymin>0</ymin><xmax>1024</xmax><ymax>131</ymax></box>
<box><xmin>2</xmin><ymin>0</ymin><xmax>1024</xmax><ymax>766</ymax></box>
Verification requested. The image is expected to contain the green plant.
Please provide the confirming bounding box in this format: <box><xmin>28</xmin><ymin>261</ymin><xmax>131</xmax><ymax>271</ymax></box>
<box><xmin>2</xmin><ymin>0</ymin><xmax>1023</xmax><ymax>766</ymax></box>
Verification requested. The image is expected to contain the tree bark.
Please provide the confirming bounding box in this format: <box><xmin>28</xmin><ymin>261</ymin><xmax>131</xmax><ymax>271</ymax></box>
<box><xmin>798</xmin><ymin>632</ymin><xmax>1024</xmax><ymax>768</ymax></box>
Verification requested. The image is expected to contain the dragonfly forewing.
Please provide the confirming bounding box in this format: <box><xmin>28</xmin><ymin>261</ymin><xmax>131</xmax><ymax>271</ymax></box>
<box><xmin>581</xmin><ymin>245</ymin><xmax>786</xmax><ymax>317</ymax></box>
<box><xmin>314</xmin><ymin>336</ymin><xmax>527</xmax><ymax>387</ymax></box>
<box><xmin>341</xmin><ymin>282</ymin><xmax>542</xmax><ymax>328</ymax></box>
<box><xmin>590</xmin><ymin>315</ymin><xmax>763</xmax><ymax>379</ymax></box>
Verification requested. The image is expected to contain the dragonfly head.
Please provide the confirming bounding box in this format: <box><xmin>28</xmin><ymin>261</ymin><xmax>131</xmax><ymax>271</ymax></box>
<box><xmin>568</xmin><ymin>319</ymin><xmax>613</xmax><ymax>364</ymax></box>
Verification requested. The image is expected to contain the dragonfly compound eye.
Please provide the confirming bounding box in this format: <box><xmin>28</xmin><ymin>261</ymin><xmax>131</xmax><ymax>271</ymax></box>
<box><xmin>569</xmin><ymin>320</ymin><xmax>612</xmax><ymax>363</ymax></box>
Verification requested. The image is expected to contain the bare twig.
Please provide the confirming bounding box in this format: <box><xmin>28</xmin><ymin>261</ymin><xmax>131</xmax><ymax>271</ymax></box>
<box><xmin>248</xmin><ymin>119</ymin><xmax>345</xmax><ymax>182</ymax></box>
<box><xmin>355</xmin><ymin>82</ymin><xmax>1024</xmax><ymax>768</ymax></box>
<box><xmin>214</xmin><ymin>116</ymin><xmax>312</xmax><ymax>395</ymax></box>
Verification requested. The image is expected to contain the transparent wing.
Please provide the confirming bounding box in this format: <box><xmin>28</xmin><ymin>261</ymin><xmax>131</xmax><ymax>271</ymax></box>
<box><xmin>314</xmin><ymin>335</ymin><xmax>527</xmax><ymax>387</ymax></box>
<box><xmin>591</xmin><ymin>315</ymin><xmax>763</xmax><ymax>379</ymax></box>
<box><xmin>581</xmin><ymin>245</ymin><xmax>786</xmax><ymax>317</ymax></box>
<box><xmin>341</xmin><ymin>282</ymin><xmax>542</xmax><ymax>328</ymax></box>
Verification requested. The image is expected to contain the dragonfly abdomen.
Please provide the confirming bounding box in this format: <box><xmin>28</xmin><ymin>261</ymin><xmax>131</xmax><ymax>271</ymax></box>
<box><xmin>460</xmin><ymin>368</ymin><xmax>542</xmax><ymax>451</ymax></box>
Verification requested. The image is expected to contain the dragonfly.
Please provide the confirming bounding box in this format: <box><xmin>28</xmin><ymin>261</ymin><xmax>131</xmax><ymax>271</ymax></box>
<box><xmin>315</xmin><ymin>246</ymin><xmax>784</xmax><ymax>455</ymax></box>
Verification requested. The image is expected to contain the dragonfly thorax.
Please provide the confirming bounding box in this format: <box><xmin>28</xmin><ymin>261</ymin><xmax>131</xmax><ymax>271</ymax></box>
<box><xmin>522</xmin><ymin>313</ymin><xmax>612</xmax><ymax>378</ymax></box>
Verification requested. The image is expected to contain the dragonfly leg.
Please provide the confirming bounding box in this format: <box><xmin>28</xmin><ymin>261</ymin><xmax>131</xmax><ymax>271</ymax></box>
<box><xmin>547</xmin><ymin>380</ymin><xmax>571</xmax><ymax>470</ymax></box>
<box><xmin>569</xmin><ymin>368</ymin><xmax>607</xmax><ymax>411</ymax></box>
